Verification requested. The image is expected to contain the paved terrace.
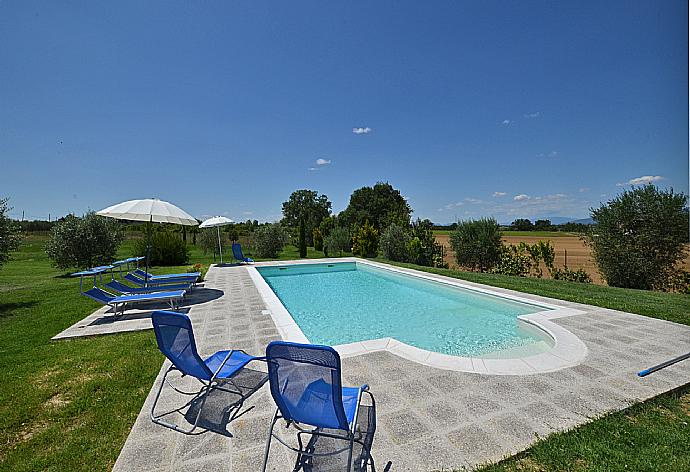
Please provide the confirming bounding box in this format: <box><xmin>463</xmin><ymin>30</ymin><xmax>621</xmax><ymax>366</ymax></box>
<box><xmin>107</xmin><ymin>263</ymin><xmax>690</xmax><ymax>471</ymax></box>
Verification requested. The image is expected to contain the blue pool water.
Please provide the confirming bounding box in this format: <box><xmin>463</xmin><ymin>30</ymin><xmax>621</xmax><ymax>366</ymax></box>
<box><xmin>257</xmin><ymin>262</ymin><xmax>553</xmax><ymax>357</ymax></box>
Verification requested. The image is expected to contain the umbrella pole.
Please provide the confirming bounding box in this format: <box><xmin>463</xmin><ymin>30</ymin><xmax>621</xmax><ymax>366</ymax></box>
<box><xmin>217</xmin><ymin>226</ymin><xmax>223</xmax><ymax>264</ymax></box>
<box><xmin>145</xmin><ymin>215</ymin><xmax>152</xmax><ymax>287</ymax></box>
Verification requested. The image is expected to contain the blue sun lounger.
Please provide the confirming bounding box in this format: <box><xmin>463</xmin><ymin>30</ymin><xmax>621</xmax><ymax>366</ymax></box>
<box><xmin>262</xmin><ymin>341</ymin><xmax>378</xmax><ymax>472</ymax></box>
<box><xmin>72</xmin><ymin>268</ymin><xmax>186</xmax><ymax>316</ymax></box>
<box><xmin>105</xmin><ymin>279</ymin><xmax>191</xmax><ymax>295</ymax></box>
<box><xmin>150</xmin><ymin>311</ymin><xmax>266</xmax><ymax>434</ymax></box>
<box><xmin>83</xmin><ymin>287</ymin><xmax>186</xmax><ymax>316</ymax></box>
<box><xmin>125</xmin><ymin>272</ymin><xmax>198</xmax><ymax>288</ymax></box>
<box><xmin>232</xmin><ymin>243</ymin><xmax>254</xmax><ymax>264</ymax></box>
<box><xmin>134</xmin><ymin>269</ymin><xmax>200</xmax><ymax>282</ymax></box>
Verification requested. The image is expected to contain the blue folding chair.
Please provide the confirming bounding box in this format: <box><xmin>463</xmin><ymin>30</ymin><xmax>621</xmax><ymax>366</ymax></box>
<box><xmin>232</xmin><ymin>243</ymin><xmax>254</xmax><ymax>264</ymax></box>
<box><xmin>150</xmin><ymin>310</ymin><xmax>264</xmax><ymax>435</ymax></box>
<box><xmin>262</xmin><ymin>341</ymin><xmax>378</xmax><ymax>472</ymax></box>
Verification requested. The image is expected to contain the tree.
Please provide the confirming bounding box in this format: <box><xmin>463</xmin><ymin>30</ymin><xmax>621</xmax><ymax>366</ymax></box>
<box><xmin>510</xmin><ymin>219</ymin><xmax>533</xmax><ymax>231</ymax></box>
<box><xmin>352</xmin><ymin>220</ymin><xmax>379</xmax><ymax>258</ymax></box>
<box><xmin>0</xmin><ymin>198</ymin><xmax>22</xmax><ymax>268</ymax></box>
<box><xmin>585</xmin><ymin>184</ymin><xmax>689</xmax><ymax>290</ymax></box>
<box><xmin>449</xmin><ymin>218</ymin><xmax>503</xmax><ymax>272</ymax></box>
<box><xmin>254</xmin><ymin>223</ymin><xmax>288</xmax><ymax>259</ymax></box>
<box><xmin>325</xmin><ymin>226</ymin><xmax>351</xmax><ymax>257</ymax></box>
<box><xmin>282</xmin><ymin>190</ymin><xmax>331</xmax><ymax>258</ymax></box>
<box><xmin>46</xmin><ymin>212</ymin><xmax>123</xmax><ymax>269</ymax></box>
<box><xmin>379</xmin><ymin>223</ymin><xmax>411</xmax><ymax>262</ymax></box>
<box><xmin>410</xmin><ymin>218</ymin><xmax>441</xmax><ymax>266</ymax></box>
<box><xmin>339</xmin><ymin>182</ymin><xmax>412</xmax><ymax>231</ymax></box>
<box><xmin>534</xmin><ymin>219</ymin><xmax>552</xmax><ymax>231</ymax></box>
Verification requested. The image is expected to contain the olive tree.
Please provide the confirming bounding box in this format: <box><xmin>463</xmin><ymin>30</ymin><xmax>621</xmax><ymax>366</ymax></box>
<box><xmin>253</xmin><ymin>223</ymin><xmax>288</xmax><ymax>259</ymax></box>
<box><xmin>0</xmin><ymin>198</ymin><xmax>22</xmax><ymax>268</ymax></box>
<box><xmin>46</xmin><ymin>212</ymin><xmax>123</xmax><ymax>269</ymax></box>
<box><xmin>585</xmin><ymin>184</ymin><xmax>688</xmax><ymax>290</ymax></box>
<box><xmin>449</xmin><ymin>218</ymin><xmax>503</xmax><ymax>272</ymax></box>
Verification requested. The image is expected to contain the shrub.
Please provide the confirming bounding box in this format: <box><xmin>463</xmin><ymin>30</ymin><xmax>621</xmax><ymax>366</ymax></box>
<box><xmin>133</xmin><ymin>231</ymin><xmax>189</xmax><ymax>266</ymax></box>
<box><xmin>46</xmin><ymin>212</ymin><xmax>123</xmax><ymax>269</ymax></box>
<box><xmin>379</xmin><ymin>223</ymin><xmax>411</xmax><ymax>262</ymax></box>
<box><xmin>584</xmin><ymin>184</ymin><xmax>689</xmax><ymax>289</ymax></box>
<box><xmin>313</xmin><ymin>228</ymin><xmax>324</xmax><ymax>251</ymax></box>
<box><xmin>410</xmin><ymin>218</ymin><xmax>442</xmax><ymax>266</ymax></box>
<box><xmin>551</xmin><ymin>267</ymin><xmax>592</xmax><ymax>283</ymax></box>
<box><xmin>325</xmin><ymin>226</ymin><xmax>351</xmax><ymax>257</ymax></box>
<box><xmin>492</xmin><ymin>244</ymin><xmax>532</xmax><ymax>277</ymax></box>
<box><xmin>187</xmin><ymin>263</ymin><xmax>206</xmax><ymax>282</ymax></box>
<box><xmin>253</xmin><ymin>223</ymin><xmax>288</xmax><ymax>259</ymax></box>
<box><xmin>0</xmin><ymin>197</ymin><xmax>22</xmax><ymax>268</ymax></box>
<box><xmin>352</xmin><ymin>220</ymin><xmax>379</xmax><ymax>258</ymax></box>
<box><xmin>665</xmin><ymin>270</ymin><xmax>690</xmax><ymax>294</ymax></box>
<box><xmin>449</xmin><ymin>218</ymin><xmax>502</xmax><ymax>272</ymax></box>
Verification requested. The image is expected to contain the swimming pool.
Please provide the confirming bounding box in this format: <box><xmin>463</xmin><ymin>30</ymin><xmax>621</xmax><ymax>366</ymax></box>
<box><xmin>257</xmin><ymin>261</ymin><xmax>555</xmax><ymax>358</ymax></box>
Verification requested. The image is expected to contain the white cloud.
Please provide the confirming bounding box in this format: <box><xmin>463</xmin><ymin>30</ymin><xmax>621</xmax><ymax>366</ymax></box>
<box><xmin>501</xmin><ymin>119</ymin><xmax>512</xmax><ymax>125</ymax></box>
<box><xmin>307</xmin><ymin>167</ymin><xmax>319</xmax><ymax>172</ymax></box>
<box><xmin>513</xmin><ymin>194</ymin><xmax>530</xmax><ymax>201</ymax></box>
<box><xmin>439</xmin><ymin>201</ymin><xmax>464</xmax><ymax>211</ymax></box>
<box><xmin>618</xmin><ymin>175</ymin><xmax>664</xmax><ymax>186</ymax></box>
<box><xmin>493</xmin><ymin>191</ymin><xmax>507</xmax><ymax>197</ymax></box>
<box><xmin>548</xmin><ymin>151</ymin><xmax>558</xmax><ymax>158</ymax></box>
<box><xmin>352</xmin><ymin>127</ymin><xmax>372</xmax><ymax>135</ymax></box>
<box><xmin>464</xmin><ymin>197</ymin><xmax>482</xmax><ymax>204</ymax></box>
<box><xmin>579</xmin><ymin>187</ymin><xmax>589</xmax><ymax>193</ymax></box>
<box><xmin>315</xmin><ymin>158</ymin><xmax>331</xmax><ymax>166</ymax></box>
<box><xmin>523</xmin><ymin>112</ymin><xmax>541</xmax><ymax>119</ymax></box>
<box><xmin>242</xmin><ymin>211</ymin><xmax>253</xmax><ymax>216</ymax></box>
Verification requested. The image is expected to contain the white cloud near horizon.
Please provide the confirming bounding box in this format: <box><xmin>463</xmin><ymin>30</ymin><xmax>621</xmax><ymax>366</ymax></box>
<box><xmin>513</xmin><ymin>194</ymin><xmax>530</xmax><ymax>201</ymax></box>
<box><xmin>352</xmin><ymin>127</ymin><xmax>372</xmax><ymax>135</ymax></box>
<box><xmin>315</xmin><ymin>158</ymin><xmax>331</xmax><ymax>166</ymax></box>
<box><xmin>493</xmin><ymin>191</ymin><xmax>507</xmax><ymax>197</ymax></box>
<box><xmin>501</xmin><ymin>119</ymin><xmax>512</xmax><ymax>125</ymax></box>
<box><xmin>617</xmin><ymin>175</ymin><xmax>664</xmax><ymax>186</ymax></box>
<box><xmin>523</xmin><ymin>112</ymin><xmax>541</xmax><ymax>119</ymax></box>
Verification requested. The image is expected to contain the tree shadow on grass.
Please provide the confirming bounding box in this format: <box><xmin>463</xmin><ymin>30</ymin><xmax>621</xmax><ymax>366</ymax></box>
<box><xmin>0</xmin><ymin>300</ymin><xmax>38</xmax><ymax>318</ymax></box>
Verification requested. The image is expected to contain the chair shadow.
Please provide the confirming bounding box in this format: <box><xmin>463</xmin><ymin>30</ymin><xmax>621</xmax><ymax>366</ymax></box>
<box><xmin>87</xmin><ymin>307</ymin><xmax>192</xmax><ymax>326</ymax></box>
<box><xmin>294</xmin><ymin>405</ymin><xmax>386</xmax><ymax>472</ymax></box>
<box><xmin>214</xmin><ymin>262</ymin><xmax>245</xmax><ymax>268</ymax></box>
<box><xmin>183</xmin><ymin>368</ymin><xmax>268</xmax><ymax>437</ymax></box>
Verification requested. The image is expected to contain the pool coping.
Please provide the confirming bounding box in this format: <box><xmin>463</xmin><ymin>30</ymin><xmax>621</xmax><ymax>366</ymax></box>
<box><xmin>246</xmin><ymin>258</ymin><xmax>589</xmax><ymax>375</ymax></box>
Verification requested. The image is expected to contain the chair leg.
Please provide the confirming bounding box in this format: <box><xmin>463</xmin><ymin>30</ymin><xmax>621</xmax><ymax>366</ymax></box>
<box><xmin>262</xmin><ymin>408</ymin><xmax>280</xmax><ymax>472</ymax></box>
<box><xmin>150</xmin><ymin>367</ymin><xmax>212</xmax><ymax>435</ymax></box>
<box><xmin>346</xmin><ymin>434</ymin><xmax>354</xmax><ymax>472</ymax></box>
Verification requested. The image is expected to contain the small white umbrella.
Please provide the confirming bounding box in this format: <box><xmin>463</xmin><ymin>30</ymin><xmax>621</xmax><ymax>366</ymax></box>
<box><xmin>97</xmin><ymin>199</ymin><xmax>198</xmax><ymax>283</ymax></box>
<box><xmin>199</xmin><ymin>216</ymin><xmax>234</xmax><ymax>264</ymax></box>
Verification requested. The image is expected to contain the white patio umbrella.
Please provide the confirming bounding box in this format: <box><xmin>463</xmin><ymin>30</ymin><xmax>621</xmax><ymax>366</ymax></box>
<box><xmin>97</xmin><ymin>199</ymin><xmax>198</xmax><ymax>284</ymax></box>
<box><xmin>199</xmin><ymin>216</ymin><xmax>234</xmax><ymax>264</ymax></box>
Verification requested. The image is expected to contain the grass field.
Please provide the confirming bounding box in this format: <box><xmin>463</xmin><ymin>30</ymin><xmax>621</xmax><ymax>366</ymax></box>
<box><xmin>0</xmin><ymin>236</ymin><xmax>688</xmax><ymax>471</ymax></box>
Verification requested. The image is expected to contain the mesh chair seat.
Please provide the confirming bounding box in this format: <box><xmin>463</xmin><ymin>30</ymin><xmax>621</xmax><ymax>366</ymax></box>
<box><xmin>292</xmin><ymin>379</ymin><xmax>362</xmax><ymax>430</ymax></box>
<box><xmin>150</xmin><ymin>310</ymin><xmax>265</xmax><ymax>435</ymax></box>
<box><xmin>263</xmin><ymin>341</ymin><xmax>379</xmax><ymax>471</ymax></box>
<box><xmin>205</xmin><ymin>350</ymin><xmax>255</xmax><ymax>379</ymax></box>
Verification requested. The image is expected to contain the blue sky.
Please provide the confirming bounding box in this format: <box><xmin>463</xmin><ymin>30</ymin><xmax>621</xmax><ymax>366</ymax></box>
<box><xmin>1</xmin><ymin>1</ymin><xmax>687</xmax><ymax>224</ymax></box>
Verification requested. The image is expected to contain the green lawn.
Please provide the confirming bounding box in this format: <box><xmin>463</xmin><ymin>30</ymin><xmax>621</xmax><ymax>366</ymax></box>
<box><xmin>0</xmin><ymin>236</ymin><xmax>688</xmax><ymax>471</ymax></box>
<box><xmin>477</xmin><ymin>384</ymin><xmax>690</xmax><ymax>472</ymax></box>
<box><xmin>0</xmin><ymin>236</ymin><xmax>330</xmax><ymax>471</ymax></box>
